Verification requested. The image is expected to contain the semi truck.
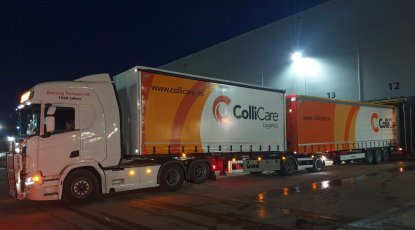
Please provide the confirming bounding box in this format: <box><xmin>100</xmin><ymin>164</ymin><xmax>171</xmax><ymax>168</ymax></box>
<box><xmin>6</xmin><ymin>66</ymin><xmax>400</xmax><ymax>203</ymax></box>
<box><xmin>7</xmin><ymin>66</ymin><xmax>319</xmax><ymax>203</ymax></box>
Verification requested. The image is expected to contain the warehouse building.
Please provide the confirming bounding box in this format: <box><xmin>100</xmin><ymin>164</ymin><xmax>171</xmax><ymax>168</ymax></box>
<box><xmin>161</xmin><ymin>0</ymin><xmax>415</xmax><ymax>155</ymax></box>
<box><xmin>161</xmin><ymin>0</ymin><xmax>415</xmax><ymax>102</ymax></box>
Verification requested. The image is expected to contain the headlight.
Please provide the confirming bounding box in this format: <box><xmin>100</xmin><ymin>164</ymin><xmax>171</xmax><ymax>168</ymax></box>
<box><xmin>322</xmin><ymin>156</ymin><xmax>327</xmax><ymax>161</ymax></box>
<box><xmin>25</xmin><ymin>174</ymin><xmax>43</xmax><ymax>185</ymax></box>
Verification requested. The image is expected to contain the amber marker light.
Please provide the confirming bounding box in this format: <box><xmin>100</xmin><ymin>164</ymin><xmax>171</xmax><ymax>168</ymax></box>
<box><xmin>129</xmin><ymin>170</ymin><xmax>135</xmax><ymax>176</ymax></box>
<box><xmin>146</xmin><ymin>168</ymin><xmax>152</xmax><ymax>174</ymax></box>
<box><xmin>33</xmin><ymin>175</ymin><xmax>42</xmax><ymax>184</ymax></box>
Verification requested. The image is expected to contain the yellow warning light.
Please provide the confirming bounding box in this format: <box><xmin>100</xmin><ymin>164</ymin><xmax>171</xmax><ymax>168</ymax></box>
<box><xmin>282</xmin><ymin>156</ymin><xmax>286</xmax><ymax>160</ymax></box>
<box><xmin>129</xmin><ymin>170</ymin><xmax>135</xmax><ymax>176</ymax></box>
<box><xmin>257</xmin><ymin>157</ymin><xmax>262</xmax><ymax>161</ymax></box>
<box><xmin>146</xmin><ymin>168</ymin><xmax>152</xmax><ymax>174</ymax></box>
<box><xmin>232</xmin><ymin>158</ymin><xmax>236</xmax><ymax>162</ymax></box>
<box><xmin>182</xmin><ymin>153</ymin><xmax>187</xmax><ymax>158</ymax></box>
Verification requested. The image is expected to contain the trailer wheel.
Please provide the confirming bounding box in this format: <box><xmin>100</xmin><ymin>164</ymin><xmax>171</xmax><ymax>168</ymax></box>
<box><xmin>374</xmin><ymin>148</ymin><xmax>382</xmax><ymax>164</ymax></box>
<box><xmin>281</xmin><ymin>158</ymin><xmax>296</xmax><ymax>176</ymax></box>
<box><xmin>365</xmin><ymin>149</ymin><xmax>374</xmax><ymax>164</ymax></box>
<box><xmin>311</xmin><ymin>157</ymin><xmax>324</xmax><ymax>172</ymax></box>
<box><xmin>160</xmin><ymin>164</ymin><xmax>184</xmax><ymax>191</ymax></box>
<box><xmin>382</xmin><ymin>148</ymin><xmax>390</xmax><ymax>162</ymax></box>
<box><xmin>63</xmin><ymin>169</ymin><xmax>99</xmax><ymax>204</ymax></box>
<box><xmin>189</xmin><ymin>161</ymin><xmax>209</xmax><ymax>184</ymax></box>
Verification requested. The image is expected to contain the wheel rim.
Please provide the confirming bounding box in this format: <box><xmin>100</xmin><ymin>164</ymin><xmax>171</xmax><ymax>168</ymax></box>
<box><xmin>376</xmin><ymin>150</ymin><xmax>382</xmax><ymax>162</ymax></box>
<box><xmin>367</xmin><ymin>152</ymin><xmax>373</xmax><ymax>161</ymax></box>
<box><xmin>71</xmin><ymin>177</ymin><xmax>92</xmax><ymax>198</ymax></box>
<box><xmin>194</xmin><ymin>165</ymin><xmax>207</xmax><ymax>179</ymax></box>
<box><xmin>315</xmin><ymin>159</ymin><xmax>323</xmax><ymax>170</ymax></box>
<box><xmin>166</xmin><ymin>169</ymin><xmax>180</xmax><ymax>186</ymax></box>
<box><xmin>287</xmin><ymin>160</ymin><xmax>295</xmax><ymax>173</ymax></box>
<box><xmin>383</xmin><ymin>150</ymin><xmax>389</xmax><ymax>161</ymax></box>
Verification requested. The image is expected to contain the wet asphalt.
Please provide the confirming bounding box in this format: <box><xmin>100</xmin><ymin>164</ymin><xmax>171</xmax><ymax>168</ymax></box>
<box><xmin>0</xmin><ymin>161</ymin><xmax>415</xmax><ymax>229</ymax></box>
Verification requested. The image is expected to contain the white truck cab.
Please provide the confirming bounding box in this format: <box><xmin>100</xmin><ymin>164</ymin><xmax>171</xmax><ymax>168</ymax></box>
<box><xmin>7</xmin><ymin>74</ymin><xmax>175</xmax><ymax>202</ymax></box>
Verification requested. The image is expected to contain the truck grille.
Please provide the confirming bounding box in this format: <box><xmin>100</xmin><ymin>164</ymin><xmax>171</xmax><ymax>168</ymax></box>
<box><xmin>6</xmin><ymin>153</ymin><xmax>17</xmax><ymax>197</ymax></box>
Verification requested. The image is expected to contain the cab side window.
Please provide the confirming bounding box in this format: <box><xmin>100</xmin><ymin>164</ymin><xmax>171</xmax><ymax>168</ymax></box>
<box><xmin>54</xmin><ymin>107</ymin><xmax>75</xmax><ymax>132</ymax></box>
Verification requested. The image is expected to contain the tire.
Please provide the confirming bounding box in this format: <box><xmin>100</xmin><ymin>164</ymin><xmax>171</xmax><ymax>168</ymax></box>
<box><xmin>382</xmin><ymin>148</ymin><xmax>390</xmax><ymax>162</ymax></box>
<box><xmin>365</xmin><ymin>149</ymin><xmax>374</xmax><ymax>164</ymax></box>
<box><xmin>311</xmin><ymin>157</ymin><xmax>324</xmax><ymax>172</ymax></box>
<box><xmin>160</xmin><ymin>164</ymin><xmax>184</xmax><ymax>191</ymax></box>
<box><xmin>281</xmin><ymin>158</ymin><xmax>296</xmax><ymax>176</ymax></box>
<box><xmin>189</xmin><ymin>161</ymin><xmax>209</xmax><ymax>184</ymax></box>
<box><xmin>374</xmin><ymin>148</ymin><xmax>382</xmax><ymax>164</ymax></box>
<box><xmin>63</xmin><ymin>169</ymin><xmax>100</xmax><ymax>204</ymax></box>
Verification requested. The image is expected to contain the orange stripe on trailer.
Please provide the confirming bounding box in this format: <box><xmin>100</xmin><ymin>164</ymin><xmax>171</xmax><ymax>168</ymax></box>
<box><xmin>344</xmin><ymin>106</ymin><xmax>360</xmax><ymax>142</ymax></box>
<box><xmin>169</xmin><ymin>81</ymin><xmax>211</xmax><ymax>152</ymax></box>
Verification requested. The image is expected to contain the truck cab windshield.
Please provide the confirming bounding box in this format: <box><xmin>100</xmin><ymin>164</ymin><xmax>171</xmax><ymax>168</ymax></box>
<box><xmin>16</xmin><ymin>104</ymin><xmax>41</xmax><ymax>138</ymax></box>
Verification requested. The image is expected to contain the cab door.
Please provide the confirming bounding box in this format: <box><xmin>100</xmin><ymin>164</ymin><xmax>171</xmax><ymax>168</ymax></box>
<box><xmin>38</xmin><ymin>104</ymin><xmax>80</xmax><ymax>176</ymax></box>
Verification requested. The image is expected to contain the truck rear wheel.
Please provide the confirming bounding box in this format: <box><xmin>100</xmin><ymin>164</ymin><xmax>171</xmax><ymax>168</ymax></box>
<box><xmin>189</xmin><ymin>161</ymin><xmax>209</xmax><ymax>184</ymax></box>
<box><xmin>160</xmin><ymin>164</ymin><xmax>184</xmax><ymax>191</ymax></box>
<box><xmin>382</xmin><ymin>148</ymin><xmax>390</xmax><ymax>162</ymax></box>
<box><xmin>281</xmin><ymin>158</ymin><xmax>296</xmax><ymax>176</ymax></box>
<box><xmin>365</xmin><ymin>149</ymin><xmax>374</xmax><ymax>164</ymax></box>
<box><xmin>374</xmin><ymin>148</ymin><xmax>382</xmax><ymax>163</ymax></box>
<box><xmin>63</xmin><ymin>169</ymin><xmax>99</xmax><ymax>204</ymax></box>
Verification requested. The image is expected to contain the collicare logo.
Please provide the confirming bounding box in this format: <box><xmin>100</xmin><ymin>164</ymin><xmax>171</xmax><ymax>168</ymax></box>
<box><xmin>371</xmin><ymin>112</ymin><xmax>392</xmax><ymax>133</ymax></box>
<box><xmin>212</xmin><ymin>95</ymin><xmax>231</xmax><ymax>124</ymax></box>
<box><xmin>371</xmin><ymin>113</ymin><xmax>379</xmax><ymax>133</ymax></box>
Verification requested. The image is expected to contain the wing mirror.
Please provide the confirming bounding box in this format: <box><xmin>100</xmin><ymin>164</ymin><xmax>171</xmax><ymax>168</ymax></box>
<box><xmin>45</xmin><ymin>106</ymin><xmax>56</xmax><ymax>133</ymax></box>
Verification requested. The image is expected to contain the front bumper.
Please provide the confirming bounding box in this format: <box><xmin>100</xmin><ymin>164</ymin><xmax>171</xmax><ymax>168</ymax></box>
<box><xmin>7</xmin><ymin>153</ymin><xmax>60</xmax><ymax>201</ymax></box>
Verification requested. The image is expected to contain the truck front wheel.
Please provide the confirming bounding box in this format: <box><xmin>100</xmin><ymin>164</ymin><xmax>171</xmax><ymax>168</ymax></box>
<box><xmin>63</xmin><ymin>169</ymin><xmax>99</xmax><ymax>204</ymax></box>
<box><xmin>189</xmin><ymin>161</ymin><xmax>209</xmax><ymax>184</ymax></box>
<box><xmin>160</xmin><ymin>164</ymin><xmax>184</xmax><ymax>191</ymax></box>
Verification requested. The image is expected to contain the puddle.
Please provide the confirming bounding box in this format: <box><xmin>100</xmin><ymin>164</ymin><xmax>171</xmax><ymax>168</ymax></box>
<box><xmin>279</xmin><ymin>175</ymin><xmax>367</xmax><ymax>196</ymax></box>
<box><xmin>277</xmin><ymin>163</ymin><xmax>415</xmax><ymax>197</ymax></box>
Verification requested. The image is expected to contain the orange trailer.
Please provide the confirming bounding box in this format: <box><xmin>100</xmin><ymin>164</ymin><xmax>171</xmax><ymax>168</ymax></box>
<box><xmin>286</xmin><ymin>95</ymin><xmax>398</xmax><ymax>164</ymax></box>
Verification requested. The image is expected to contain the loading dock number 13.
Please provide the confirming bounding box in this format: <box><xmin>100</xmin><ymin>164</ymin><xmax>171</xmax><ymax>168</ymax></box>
<box><xmin>327</xmin><ymin>92</ymin><xmax>336</xmax><ymax>99</ymax></box>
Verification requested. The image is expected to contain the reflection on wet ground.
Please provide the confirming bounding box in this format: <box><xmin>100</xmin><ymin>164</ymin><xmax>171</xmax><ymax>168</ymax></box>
<box><xmin>277</xmin><ymin>162</ymin><xmax>415</xmax><ymax>197</ymax></box>
<box><xmin>254</xmin><ymin>162</ymin><xmax>415</xmax><ymax>226</ymax></box>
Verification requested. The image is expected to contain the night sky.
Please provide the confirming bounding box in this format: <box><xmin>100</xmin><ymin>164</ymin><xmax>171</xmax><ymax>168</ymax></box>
<box><xmin>0</xmin><ymin>0</ymin><xmax>329</xmax><ymax>135</ymax></box>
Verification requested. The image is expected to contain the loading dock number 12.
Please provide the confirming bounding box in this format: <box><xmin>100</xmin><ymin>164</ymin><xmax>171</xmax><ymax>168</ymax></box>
<box><xmin>388</xmin><ymin>82</ymin><xmax>400</xmax><ymax>91</ymax></box>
